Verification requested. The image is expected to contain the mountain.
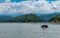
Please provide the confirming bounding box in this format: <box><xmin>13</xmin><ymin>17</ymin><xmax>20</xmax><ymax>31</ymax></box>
<box><xmin>0</xmin><ymin>12</ymin><xmax>59</xmax><ymax>22</ymax></box>
<box><xmin>3</xmin><ymin>12</ymin><xmax>23</xmax><ymax>17</ymax></box>
<box><xmin>34</xmin><ymin>13</ymin><xmax>60</xmax><ymax>21</ymax></box>
<box><xmin>7</xmin><ymin>14</ymin><xmax>41</xmax><ymax>22</ymax></box>
<box><xmin>49</xmin><ymin>14</ymin><xmax>60</xmax><ymax>23</ymax></box>
<box><xmin>0</xmin><ymin>13</ymin><xmax>23</xmax><ymax>22</ymax></box>
<box><xmin>6</xmin><ymin>13</ymin><xmax>60</xmax><ymax>22</ymax></box>
<box><xmin>0</xmin><ymin>15</ymin><xmax>13</xmax><ymax>22</ymax></box>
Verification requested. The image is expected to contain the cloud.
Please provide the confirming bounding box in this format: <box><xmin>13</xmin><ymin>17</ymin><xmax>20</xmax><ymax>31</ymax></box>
<box><xmin>51</xmin><ymin>1</ymin><xmax>60</xmax><ymax>12</ymax></box>
<box><xmin>0</xmin><ymin>0</ymin><xmax>60</xmax><ymax>14</ymax></box>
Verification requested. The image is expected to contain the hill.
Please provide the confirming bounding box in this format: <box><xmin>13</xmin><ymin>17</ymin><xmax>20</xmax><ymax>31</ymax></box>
<box><xmin>0</xmin><ymin>13</ymin><xmax>59</xmax><ymax>22</ymax></box>
<box><xmin>7</xmin><ymin>14</ymin><xmax>41</xmax><ymax>22</ymax></box>
<box><xmin>49</xmin><ymin>14</ymin><xmax>60</xmax><ymax>23</ymax></box>
<box><xmin>0</xmin><ymin>15</ymin><xmax>13</xmax><ymax>22</ymax></box>
<box><xmin>35</xmin><ymin>13</ymin><xmax>59</xmax><ymax>22</ymax></box>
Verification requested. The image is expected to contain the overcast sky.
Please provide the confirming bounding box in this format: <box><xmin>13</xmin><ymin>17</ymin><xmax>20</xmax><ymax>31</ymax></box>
<box><xmin>0</xmin><ymin>0</ymin><xmax>60</xmax><ymax>14</ymax></box>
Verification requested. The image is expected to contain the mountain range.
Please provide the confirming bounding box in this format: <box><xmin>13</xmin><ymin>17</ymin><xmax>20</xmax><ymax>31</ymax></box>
<box><xmin>0</xmin><ymin>12</ymin><xmax>59</xmax><ymax>22</ymax></box>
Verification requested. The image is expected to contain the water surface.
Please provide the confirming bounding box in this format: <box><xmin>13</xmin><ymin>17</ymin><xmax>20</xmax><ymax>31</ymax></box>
<box><xmin>0</xmin><ymin>23</ymin><xmax>60</xmax><ymax>38</ymax></box>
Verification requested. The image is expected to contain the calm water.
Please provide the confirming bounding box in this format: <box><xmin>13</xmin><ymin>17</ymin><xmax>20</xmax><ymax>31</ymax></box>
<box><xmin>0</xmin><ymin>23</ymin><xmax>60</xmax><ymax>38</ymax></box>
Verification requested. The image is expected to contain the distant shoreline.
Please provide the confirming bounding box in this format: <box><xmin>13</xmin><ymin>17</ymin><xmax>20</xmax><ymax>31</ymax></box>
<box><xmin>0</xmin><ymin>21</ymin><xmax>59</xmax><ymax>24</ymax></box>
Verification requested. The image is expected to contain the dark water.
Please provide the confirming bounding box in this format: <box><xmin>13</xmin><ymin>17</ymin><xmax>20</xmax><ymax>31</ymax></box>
<box><xmin>0</xmin><ymin>23</ymin><xmax>60</xmax><ymax>38</ymax></box>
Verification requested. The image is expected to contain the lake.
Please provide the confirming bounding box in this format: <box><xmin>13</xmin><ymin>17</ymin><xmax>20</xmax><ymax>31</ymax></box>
<box><xmin>0</xmin><ymin>23</ymin><xmax>60</xmax><ymax>38</ymax></box>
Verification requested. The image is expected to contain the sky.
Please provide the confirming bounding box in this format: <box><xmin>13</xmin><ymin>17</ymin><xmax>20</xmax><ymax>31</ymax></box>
<box><xmin>0</xmin><ymin>0</ymin><xmax>58</xmax><ymax>3</ymax></box>
<box><xmin>0</xmin><ymin>0</ymin><xmax>60</xmax><ymax>14</ymax></box>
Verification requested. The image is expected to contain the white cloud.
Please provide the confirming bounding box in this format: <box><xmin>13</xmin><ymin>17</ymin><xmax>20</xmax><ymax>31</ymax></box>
<box><xmin>0</xmin><ymin>0</ymin><xmax>60</xmax><ymax>14</ymax></box>
<box><xmin>51</xmin><ymin>1</ymin><xmax>60</xmax><ymax>12</ymax></box>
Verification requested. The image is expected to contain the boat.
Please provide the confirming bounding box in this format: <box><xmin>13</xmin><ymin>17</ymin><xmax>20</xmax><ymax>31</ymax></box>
<box><xmin>41</xmin><ymin>25</ymin><xmax>48</xmax><ymax>28</ymax></box>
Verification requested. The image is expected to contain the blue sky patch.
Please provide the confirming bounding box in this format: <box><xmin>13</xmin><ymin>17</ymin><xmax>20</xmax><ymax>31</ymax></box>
<box><xmin>0</xmin><ymin>0</ymin><xmax>58</xmax><ymax>3</ymax></box>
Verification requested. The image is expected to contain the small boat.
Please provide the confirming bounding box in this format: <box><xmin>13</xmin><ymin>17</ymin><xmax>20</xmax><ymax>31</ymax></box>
<box><xmin>41</xmin><ymin>25</ymin><xmax>48</xmax><ymax>28</ymax></box>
